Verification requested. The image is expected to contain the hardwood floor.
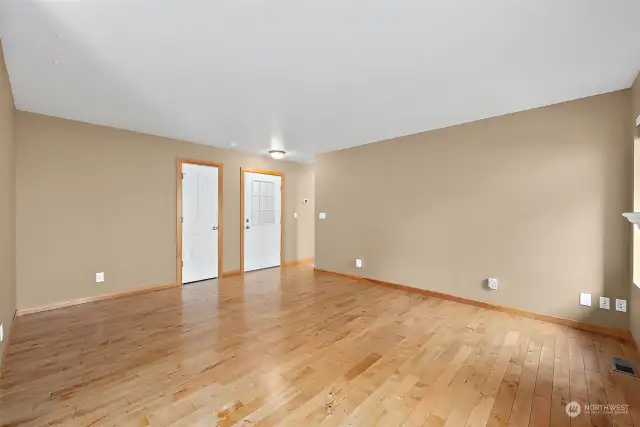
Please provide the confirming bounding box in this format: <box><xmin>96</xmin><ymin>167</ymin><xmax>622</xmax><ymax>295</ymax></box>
<box><xmin>1</xmin><ymin>264</ymin><xmax>639</xmax><ymax>427</ymax></box>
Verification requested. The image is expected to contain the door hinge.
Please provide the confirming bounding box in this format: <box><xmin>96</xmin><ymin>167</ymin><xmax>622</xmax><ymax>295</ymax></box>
<box><xmin>181</xmin><ymin>217</ymin><xmax>184</xmax><ymax>223</ymax></box>
<box><xmin>181</xmin><ymin>173</ymin><xmax>185</xmax><ymax>178</ymax></box>
<box><xmin>181</xmin><ymin>261</ymin><xmax>183</xmax><ymax>267</ymax></box>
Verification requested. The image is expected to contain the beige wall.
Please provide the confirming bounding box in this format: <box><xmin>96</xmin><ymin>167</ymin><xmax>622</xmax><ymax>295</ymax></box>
<box><xmin>295</xmin><ymin>168</ymin><xmax>315</xmax><ymax>260</ymax></box>
<box><xmin>0</xmin><ymin>41</ymin><xmax>16</xmax><ymax>365</ymax></box>
<box><xmin>15</xmin><ymin>112</ymin><xmax>314</xmax><ymax>309</ymax></box>
<box><xmin>631</xmin><ymin>72</ymin><xmax>640</xmax><ymax>343</ymax></box>
<box><xmin>316</xmin><ymin>90</ymin><xmax>632</xmax><ymax>330</ymax></box>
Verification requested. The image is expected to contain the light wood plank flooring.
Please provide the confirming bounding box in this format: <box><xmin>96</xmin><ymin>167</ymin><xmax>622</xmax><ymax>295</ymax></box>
<box><xmin>1</xmin><ymin>264</ymin><xmax>639</xmax><ymax>427</ymax></box>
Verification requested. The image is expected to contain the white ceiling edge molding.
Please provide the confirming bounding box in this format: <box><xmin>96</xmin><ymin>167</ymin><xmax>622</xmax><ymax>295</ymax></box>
<box><xmin>623</xmin><ymin>213</ymin><xmax>640</xmax><ymax>229</ymax></box>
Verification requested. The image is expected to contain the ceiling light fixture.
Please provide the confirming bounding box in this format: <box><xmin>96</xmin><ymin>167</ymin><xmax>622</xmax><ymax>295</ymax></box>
<box><xmin>269</xmin><ymin>149</ymin><xmax>286</xmax><ymax>160</ymax></box>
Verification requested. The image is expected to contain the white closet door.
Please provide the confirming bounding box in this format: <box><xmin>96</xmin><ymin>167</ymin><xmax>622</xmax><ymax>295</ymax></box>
<box><xmin>182</xmin><ymin>163</ymin><xmax>219</xmax><ymax>283</ymax></box>
<box><xmin>244</xmin><ymin>172</ymin><xmax>282</xmax><ymax>272</ymax></box>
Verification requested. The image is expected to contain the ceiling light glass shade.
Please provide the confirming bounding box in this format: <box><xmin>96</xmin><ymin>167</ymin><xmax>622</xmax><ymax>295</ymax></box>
<box><xmin>269</xmin><ymin>150</ymin><xmax>286</xmax><ymax>160</ymax></box>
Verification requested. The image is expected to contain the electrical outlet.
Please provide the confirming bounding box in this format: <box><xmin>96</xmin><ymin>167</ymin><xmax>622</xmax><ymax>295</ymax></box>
<box><xmin>487</xmin><ymin>278</ymin><xmax>498</xmax><ymax>290</ymax></box>
<box><xmin>318</xmin><ymin>213</ymin><xmax>327</xmax><ymax>219</ymax></box>
<box><xmin>616</xmin><ymin>299</ymin><xmax>627</xmax><ymax>312</ymax></box>
<box><xmin>356</xmin><ymin>258</ymin><xmax>362</xmax><ymax>268</ymax></box>
<box><xmin>580</xmin><ymin>293</ymin><xmax>592</xmax><ymax>307</ymax></box>
<box><xmin>96</xmin><ymin>272</ymin><xmax>105</xmax><ymax>283</ymax></box>
<box><xmin>599</xmin><ymin>297</ymin><xmax>610</xmax><ymax>310</ymax></box>
<box><xmin>293</xmin><ymin>212</ymin><xmax>298</xmax><ymax>219</ymax></box>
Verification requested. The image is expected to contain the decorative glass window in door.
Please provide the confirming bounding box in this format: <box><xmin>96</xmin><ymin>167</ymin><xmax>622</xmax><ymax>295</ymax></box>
<box><xmin>251</xmin><ymin>180</ymin><xmax>276</xmax><ymax>225</ymax></box>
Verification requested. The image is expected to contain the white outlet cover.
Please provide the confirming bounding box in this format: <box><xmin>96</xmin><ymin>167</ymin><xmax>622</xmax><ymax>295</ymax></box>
<box><xmin>293</xmin><ymin>212</ymin><xmax>298</xmax><ymax>219</ymax></box>
<box><xmin>356</xmin><ymin>258</ymin><xmax>362</xmax><ymax>268</ymax></box>
<box><xmin>487</xmin><ymin>278</ymin><xmax>498</xmax><ymax>290</ymax></box>
<box><xmin>599</xmin><ymin>296</ymin><xmax>610</xmax><ymax>310</ymax></box>
<box><xmin>96</xmin><ymin>272</ymin><xmax>105</xmax><ymax>283</ymax></box>
<box><xmin>580</xmin><ymin>293</ymin><xmax>592</xmax><ymax>307</ymax></box>
<box><xmin>319</xmin><ymin>212</ymin><xmax>327</xmax><ymax>219</ymax></box>
<box><xmin>616</xmin><ymin>299</ymin><xmax>627</xmax><ymax>312</ymax></box>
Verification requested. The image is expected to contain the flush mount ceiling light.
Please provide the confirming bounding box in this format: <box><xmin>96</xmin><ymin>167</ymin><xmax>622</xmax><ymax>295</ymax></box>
<box><xmin>269</xmin><ymin>149</ymin><xmax>286</xmax><ymax>160</ymax></box>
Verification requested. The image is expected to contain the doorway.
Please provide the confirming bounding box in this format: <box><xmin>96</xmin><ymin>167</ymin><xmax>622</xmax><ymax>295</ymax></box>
<box><xmin>241</xmin><ymin>168</ymin><xmax>284</xmax><ymax>272</ymax></box>
<box><xmin>177</xmin><ymin>159</ymin><xmax>223</xmax><ymax>284</ymax></box>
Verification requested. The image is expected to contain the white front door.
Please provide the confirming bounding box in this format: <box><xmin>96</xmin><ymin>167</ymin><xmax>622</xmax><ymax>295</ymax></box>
<box><xmin>182</xmin><ymin>163</ymin><xmax>219</xmax><ymax>283</ymax></box>
<box><xmin>244</xmin><ymin>171</ymin><xmax>282</xmax><ymax>272</ymax></box>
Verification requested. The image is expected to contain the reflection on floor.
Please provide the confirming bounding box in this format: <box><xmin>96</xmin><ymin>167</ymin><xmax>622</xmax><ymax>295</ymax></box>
<box><xmin>1</xmin><ymin>264</ymin><xmax>639</xmax><ymax>426</ymax></box>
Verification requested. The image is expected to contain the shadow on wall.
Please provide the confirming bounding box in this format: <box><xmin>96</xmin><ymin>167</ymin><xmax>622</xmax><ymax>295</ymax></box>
<box><xmin>598</xmin><ymin>121</ymin><xmax>633</xmax><ymax>331</ymax></box>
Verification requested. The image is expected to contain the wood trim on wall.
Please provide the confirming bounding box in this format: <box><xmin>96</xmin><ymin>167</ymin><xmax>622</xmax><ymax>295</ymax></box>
<box><xmin>13</xmin><ymin>263</ymin><xmax>307</xmax><ymax>319</ymax></box>
<box><xmin>177</xmin><ymin>158</ymin><xmax>224</xmax><ymax>286</ymax></box>
<box><xmin>314</xmin><ymin>268</ymin><xmax>634</xmax><ymax>342</ymax></box>
<box><xmin>283</xmin><ymin>258</ymin><xmax>314</xmax><ymax>266</ymax></box>
<box><xmin>0</xmin><ymin>310</ymin><xmax>17</xmax><ymax>379</ymax></box>
<box><xmin>240</xmin><ymin>168</ymin><xmax>285</xmax><ymax>274</ymax></box>
<box><xmin>222</xmin><ymin>270</ymin><xmax>242</xmax><ymax>277</ymax></box>
<box><xmin>13</xmin><ymin>262</ymin><xmax>308</xmax><ymax>321</ymax></box>
<box><xmin>15</xmin><ymin>282</ymin><xmax>179</xmax><ymax>317</ymax></box>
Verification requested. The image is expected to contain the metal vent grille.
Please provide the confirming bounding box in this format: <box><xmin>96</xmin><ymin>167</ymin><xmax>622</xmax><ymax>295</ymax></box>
<box><xmin>611</xmin><ymin>357</ymin><xmax>637</xmax><ymax>377</ymax></box>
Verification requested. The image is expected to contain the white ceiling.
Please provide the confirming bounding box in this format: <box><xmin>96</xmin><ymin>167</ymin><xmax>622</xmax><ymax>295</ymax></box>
<box><xmin>1</xmin><ymin>1</ymin><xmax>640</xmax><ymax>162</ymax></box>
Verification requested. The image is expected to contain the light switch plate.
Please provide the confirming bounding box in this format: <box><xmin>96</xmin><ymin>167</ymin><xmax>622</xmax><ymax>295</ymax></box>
<box><xmin>0</xmin><ymin>323</ymin><xmax>3</xmax><ymax>343</ymax></box>
<box><xmin>319</xmin><ymin>213</ymin><xmax>327</xmax><ymax>219</ymax></box>
<box><xmin>580</xmin><ymin>293</ymin><xmax>592</xmax><ymax>307</ymax></box>
<box><xmin>96</xmin><ymin>272</ymin><xmax>105</xmax><ymax>283</ymax></box>
<box><xmin>356</xmin><ymin>258</ymin><xmax>362</xmax><ymax>268</ymax></box>
<box><xmin>616</xmin><ymin>299</ymin><xmax>627</xmax><ymax>312</ymax></box>
<box><xmin>293</xmin><ymin>212</ymin><xmax>298</xmax><ymax>219</ymax></box>
<box><xmin>599</xmin><ymin>296</ymin><xmax>610</xmax><ymax>310</ymax></box>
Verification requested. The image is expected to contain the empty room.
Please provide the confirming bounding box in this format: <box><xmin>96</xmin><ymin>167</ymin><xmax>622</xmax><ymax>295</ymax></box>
<box><xmin>1</xmin><ymin>1</ymin><xmax>640</xmax><ymax>426</ymax></box>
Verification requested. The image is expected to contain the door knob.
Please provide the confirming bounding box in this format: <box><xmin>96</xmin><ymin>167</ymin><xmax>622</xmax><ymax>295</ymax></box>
<box><xmin>212</xmin><ymin>226</ymin><xmax>219</xmax><ymax>230</ymax></box>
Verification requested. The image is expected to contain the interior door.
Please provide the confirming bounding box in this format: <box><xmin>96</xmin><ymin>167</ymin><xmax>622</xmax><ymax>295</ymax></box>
<box><xmin>182</xmin><ymin>163</ymin><xmax>219</xmax><ymax>283</ymax></box>
<box><xmin>244</xmin><ymin>171</ymin><xmax>282</xmax><ymax>272</ymax></box>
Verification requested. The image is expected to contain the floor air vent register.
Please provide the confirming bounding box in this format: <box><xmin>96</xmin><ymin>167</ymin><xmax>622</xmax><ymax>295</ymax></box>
<box><xmin>611</xmin><ymin>357</ymin><xmax>637</xmax><ymax>376</ymax></box>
